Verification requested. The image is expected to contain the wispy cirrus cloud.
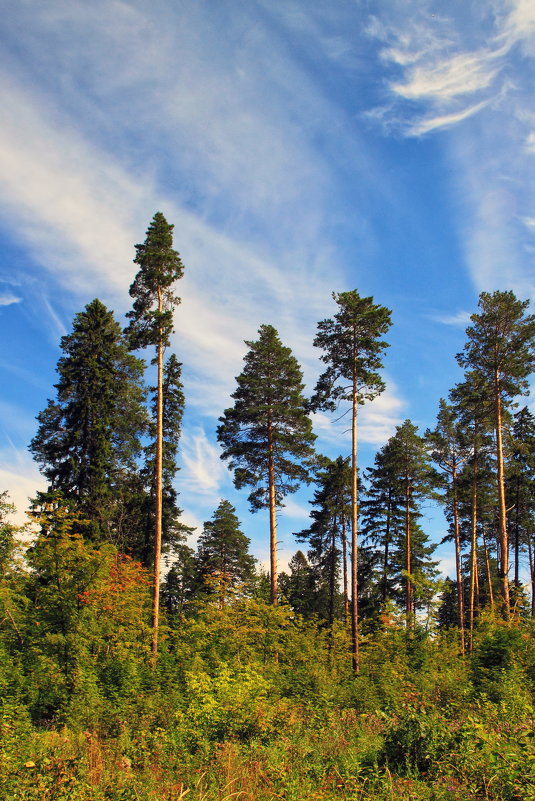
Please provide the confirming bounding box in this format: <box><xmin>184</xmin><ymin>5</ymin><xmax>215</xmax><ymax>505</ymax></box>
<box><xmin>0</xmin><ymin>292</ymin><xmax>21</xmax><ymax>307</ymax></box>
<box><xmin>430</xmin><ymin>310</ymin><xmax>472</xmax><ymax>327</ymax></box>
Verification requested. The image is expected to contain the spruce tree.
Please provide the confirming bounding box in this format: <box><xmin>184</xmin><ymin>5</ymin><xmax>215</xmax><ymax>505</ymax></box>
<box><xmin>296</xmin><ymin>456</ymin><xmax>351</xmax><ymax>626</ymax></box>
<box><xmin>309</xmin><ymin>290</ymin><xmax>391</xmax><ymax>671</ymax></box>
<box><xmin>386</xmin><ymin>420</ymin><xmax>438</xmax><ymax>625</ymax></box>
<box><xmin>217</xmin><ymin>324</ymin><xmax>316</xmax><ymax>604</ymax></box>
<box><xmin>125</xmin><ymin>212</ymin><xmax>185</xmax><ymax>660</ymax></box>
<box><xmin>361</xmin><ymin>440</ymin><xmax>405</xmax><ymax>607</ymax></box>
<box><xmin>456</xmin><ymin>290</ymin><xmax>535</xmax><ymax>619</ymax></box>
<box><xmin>30</xmin><ymin>299</ymin><xmax>147</xmax><ymax>540</ymax></box>
<box><xmin>278</xmin><ymin>551</ymin><xmax>317</xmax><ymax>618</ymax></box>
<box><xmin>195</xmin><ymin>500</ymin><xmax>256</xmax><ymax>607</ymax></box>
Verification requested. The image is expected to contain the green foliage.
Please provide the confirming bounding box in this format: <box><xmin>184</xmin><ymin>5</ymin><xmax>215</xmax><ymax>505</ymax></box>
<box><xmin>218</xmin><ymin>324</ymin><xmax>316</xmax><ymax>511</ymax></box>
<box><xmin>125</xmin><ymin>212</ymin><xmax>184</xmax><ymax>350</ymax></box>
<box><xmin>29</xmin><ymin>299</ymin><xmax>148</xmax><ymax>541</ymax></box>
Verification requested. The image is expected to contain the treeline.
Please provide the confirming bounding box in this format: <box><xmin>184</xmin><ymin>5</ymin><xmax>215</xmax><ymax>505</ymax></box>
<box><xmin>3</xmin><ymin>212</ymin><xmax>535</xmax><ymax>669</ymax></box>
<box><xmin>2</xmin><ymin>212</ymin><xmax>535</xmax><ymax>800</ymax></box>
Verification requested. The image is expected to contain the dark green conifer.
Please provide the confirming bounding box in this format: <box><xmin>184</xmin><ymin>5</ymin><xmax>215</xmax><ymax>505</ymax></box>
<box><xmin>217</xmin><ymin>324</ymin><xmax>316</xmax><ymax>604</ymax></box>
<box><xmin>30</xmin><ymin>299</ymin><xmax>147</xmax><ymax>540</ymax></box>
<box><xmin>195</xmin><ymin>500</ymin><xmax>256</xmax><ymax>607</ymax></box>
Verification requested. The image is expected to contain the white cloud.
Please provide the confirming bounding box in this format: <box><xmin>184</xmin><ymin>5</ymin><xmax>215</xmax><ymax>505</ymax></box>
<box><xmin>180</xmin><ymin>427</ymin><xmax>229</xmax><ymax>499</ymax></box>
<box><xmin>409</xmin><ymin>98</ymin><xmax>490</xmax><ymax>135</ymax></box>
<box><xmin>0</xmin><ymin>292</ymin><xmax>21</xmax><ymax>306</ymax></box>
<box><xmin>279</xmin><ymin>498</ymin><xmax>311</xmax><ymax>520</ymax></box>
<box><xmin>311</xmin><ymin>380</ymin><xmax>405</xmax><ymax>448</ymax></box>
<box><xmin>0</xmin><ymin>449</ymin><xmax>45</xmax><ymax>525</ymax></box>
<box><xmin>431</xmin><ymin>310</ymin><xmax>472</xmax><ymax>327</ymax></box>
<box><xmin>391</xmin><ymin>51</ymin><xmax>499</xmax><ymax>103</ymax></box>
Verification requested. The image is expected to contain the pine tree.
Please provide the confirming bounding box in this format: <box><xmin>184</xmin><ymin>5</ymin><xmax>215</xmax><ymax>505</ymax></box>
<box><xmin>195</xmin><ymin>500</ymin><xmax>256</xmax><ymax>607</ymax></box>
<box><xmin>450</xmin><ymin>372</ymin><xmax>496</xmax><ymax>647</ymax></box>
<box><xmin>426</xmin><ymin>399</ymin><xmax>470</xmax><ymax>652</ymax></box>
<box><xmin>217</xmin><ymin>324</ymin><xmax>316</xmax><ymax>604</ymax></box>
<box><xmin>506</xmin><ymin>407</ymin><xmax>535</xmax><ymax>614</ymax></box>
<box><xmin>309</xmin><ymin>291</ymin><xmax>391</xmax><ymax>671</ymax></box>
<box><xmin>30</xmin><ymin>299</ymin><xmax>147</xmax><ymax>540</ymax></box>
<box><xmin>125</xmin><ymin>212</ymin><xmax>185</xmax><ymax>661</ymax></box>
<box><xmin>457</xmin><ymin>290</ymin><xmax>535</xmax><ymax>619</ymax></box>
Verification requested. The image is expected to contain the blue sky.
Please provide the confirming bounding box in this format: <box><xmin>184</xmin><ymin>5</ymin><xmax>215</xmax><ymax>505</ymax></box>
<box><xmin>1</xmin><ymin>0</ymin><xmax>534</xmax><ymax>578</ymax></box>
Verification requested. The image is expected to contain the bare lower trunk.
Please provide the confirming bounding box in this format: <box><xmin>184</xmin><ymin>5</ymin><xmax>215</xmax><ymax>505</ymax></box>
<box><xmin>494</xmin><ymin>373</ymin><xmax>510</xmax><ymax>619</ymax></box>
<box><xmin>342</xmin><ymin>514</ymin><xmax>349</xmax><ymax>623</ymax></box>
<box><xmin>382</xmin><ymin>492</ymin><xmax>391</xmax><ymax>605</ymax></box>
<box><xmin>351</xmin><ymin>372</ymin><xmax>359</xmax><ymax>673</ymax></box>
<box><xmin>405</xmin><ymin>471</ymin><xmax>412</xmax><ymax>627</ymax></box>
<box><xmin>528</xmin><ymin>536</ymin><xmax>534</xmax><ymax>618</ymax></box>
<box><xmin>452</xmin><ymin>467</ymin><xmax>465</xmax><ymax>654</ymax></box>
<box><xmin>482</xmin><ymin>526</ymin><xmax>494</xmax><ymax>615</ymax></box>
<box><xmin>268</xmin><ymin>422</ymin><xmax>278</xmax><ymax>605</ymax></box>
<box><xmin>468</xmin><ymin>459</ymin><xmax>478</xmax><ymax>653</ymax></box>
<box><xmin>151</xmin><ymin>316</ymin><xmax>164</xmax><ymax>664</ymax></box>
<box><xmin>328</xmin><ymin>518</ymin><xmax>337</xmax><ymax>627</ymax></box>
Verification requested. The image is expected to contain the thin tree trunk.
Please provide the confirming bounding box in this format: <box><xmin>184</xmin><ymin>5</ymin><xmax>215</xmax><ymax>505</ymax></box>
<box><xmin>351</xmin><ymin>366</ymin><xmax>359</xmax><ymax>673</ymax></box>
<box><xmin>482</xmin><ymin>525</ymin><xmax>495</xmax><ymax>615</ymax></box>
<box><xmin>328</xmin><ymin>516</ymin><xmax>337</xmax><ymax>628</ymax></box>
<box><xmin>382</xmin><ymin>492</ymin><xmax>391</xmax><ymax>604</ymax></box>
<box><xmin>469</xmin><ymin>457</ymin><xmax>478</xmax><ymax>653</ymax></box>
<box><xmin>494</xmin><ymin>370</ymin><xmax>510</xmax><ymax>619</ymax></box>
<box><xmin>405</xmin><ymin>468</ymin><xmax>412</xmax><ymax>626</ymax></box>
<box><xmin>151</xmin><ymin>293</ymin><xmax>164</xmax><ymax>664</ymax></box>
<box><xmin>342</xmin><ymin>513</ymin><xmax>349</xmax><ymax>623</ymax></box>
<box><xmin>528</xmin><ymin>535</ymin><xmax>534</xmax><ymax>618</ymax></box>
<box><xmin>514</xmin><ymin>474</ymin><xmax>521</xmax><ymax>589</ymax></box>
<box><xmin>267</xmin><ymin>421</ymin><xmax>278</xmax><ymax>605</ymax></box>
<box><xmin>451</xmin><ymin>465</ymin><xmax>465</xmax><ymax>654</ymax></box>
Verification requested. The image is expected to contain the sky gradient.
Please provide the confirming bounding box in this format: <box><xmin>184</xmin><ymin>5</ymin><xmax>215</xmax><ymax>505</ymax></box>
<box><xmin>1</xmin><ymin>0</ymin><xmax>534</xmax><ymax>577</ymax></box>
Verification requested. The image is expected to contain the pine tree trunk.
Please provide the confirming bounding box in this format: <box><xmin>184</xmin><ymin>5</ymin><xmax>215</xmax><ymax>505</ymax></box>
<box><xmin>482</xmin><ymin>526</ymin><xmax>494</xmax><ymax>614</ymax></box>
<box><xmin>405</xmin><ymin>469</ymin><xmax>412</xmax><ymax>626</ymax></box>
<box><xmin>469</xmin><ymin>456</ymin><xmax>478</xmax><ymax>653</ymax></box>
<box><xmin>452</xmin><ymin>465</ymin><xmax>465</xmax><ymax>654</ymax></box>
<box><xmin>382</xmin><ymin>492</ymin><xmax>391</xmax><ymax>604</ymax></box>
<box><xmin>342</xmin><ymin>514</ymin><xmax>349</xmax><ymax>623</ymax></box>
<box><xmin>494</xmin><ymin>368</ymin><xmax>510</xmax><ymax>619</ymax></box>
<box><xmin>514</xmin><ymin>475</ymin><xmax>520</xmax><ymax>589</ymax></box>
<box><xmin>528</xmin><ymin>535</ymin><xmax>534</xmax><ymax>617</ymax></box>
<box><xmin>267</xmin><ymin>421</ymin><xmax>278</xmax><ymax>605</ymax></box>
<box><xmin>329</xmin><ymin>517</ymin><xmax>336</xmax><ymax>628</ymax></box>
<box><xmin>351</xmin><ymin>366</ymin><xmax>359</xmax><ymax>673</ymax></box>
<box><xmin>151</xmin><ymin>293</ymin><xmax>164</xmax><ymax>663</ymax></box>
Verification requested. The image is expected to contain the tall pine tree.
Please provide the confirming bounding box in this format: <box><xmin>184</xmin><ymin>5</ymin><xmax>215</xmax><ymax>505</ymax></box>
<box><xmin>457</xmin><ymin>290</ymin><xmax>535</xmax><ymax>618</ymax></box>
<box><xmin>217</xmin><ymin>324</ymin><xmax>316</xmax><ymax>604</ymax></box>
<box><xmin>309</xmin><ymin>290</ymin><xmax>391</xmax><ymax>671</ymax></box>
<box><xmin>125</xmin><ymin>212</ymin><xmax>185</xmax><ymax>661</ymax></box>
